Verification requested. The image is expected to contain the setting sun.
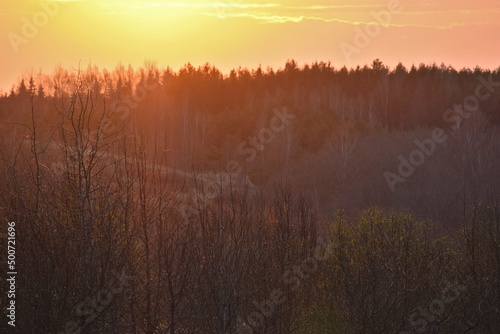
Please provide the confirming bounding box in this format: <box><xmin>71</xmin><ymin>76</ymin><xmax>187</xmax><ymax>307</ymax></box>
<box><xmin>1</xmin><ymin>0</ymin><xmax>500</xmax><ymax>333</ymax></box>
<box><xmin>2</xmin><ymin>0</ymin><xmax>499</xmax><ymax>92</ymax></box>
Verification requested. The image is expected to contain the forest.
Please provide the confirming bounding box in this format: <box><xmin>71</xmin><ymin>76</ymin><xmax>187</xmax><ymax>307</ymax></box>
<box><xmin>0</xmin><ymin>59</ymin><xmax>499</xmax><ymax>333</ymax></box>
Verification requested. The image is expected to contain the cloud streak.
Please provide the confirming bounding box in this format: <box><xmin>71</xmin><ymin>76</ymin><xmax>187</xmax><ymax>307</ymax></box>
<box><xmin>89</xmin><ymin>0</ymin><xmax>500</xmax><ymax>29</ymax></box>
<box><xmin>203</xmin><ymin>11</ymin><xmax>500</xmax><ymax>29</ymax></box>
<box><xmin>100</xmin><ymin>2</ymin><xmax>280</xmax><ymax>9</ymax></box>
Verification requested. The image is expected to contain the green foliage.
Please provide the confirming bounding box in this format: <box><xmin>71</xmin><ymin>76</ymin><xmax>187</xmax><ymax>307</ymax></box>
<box><xmin>1</xmin><ymin>61</ymin><xmax>500</xmax><ymax>333</ymax></box>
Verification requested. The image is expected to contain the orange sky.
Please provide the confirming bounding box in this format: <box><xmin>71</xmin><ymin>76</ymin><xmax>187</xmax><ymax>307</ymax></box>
<box><xmin>1</xmin><ymin>0</ymin><xmax>499</xmax><ymax>93</ymax></box>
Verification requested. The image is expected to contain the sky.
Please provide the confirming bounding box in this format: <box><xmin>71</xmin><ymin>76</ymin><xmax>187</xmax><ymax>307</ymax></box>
<box><xmin>1</xmin><ymin>0</ymin><xmax>499</xmax><ymax>93</ymax></box>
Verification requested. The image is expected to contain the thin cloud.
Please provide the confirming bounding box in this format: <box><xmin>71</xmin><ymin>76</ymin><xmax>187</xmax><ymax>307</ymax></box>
<box><xmin>204</xmin><ymin>11</ymin><xmax>500</xmax><ymax>29</ymax></box>
<box><xmin>282</xmin><ymin>4</ymin><xmax>388</xmax><ymax>10</ymax></box>
<box><xmin>203</xmin><ymin>12</ymin><xmax>371</xmax><ymax>25</ymax></box>
<box><xmin>101</xmin><ymin>2</ymin><xmax>280</xmax><ymax>9</ymax></box>
<box><xmin>203</xmin><ymin>12</ymin><xmax>321</xmax><ymax>23</ymax></box>
<box><xmin>399</xmin><ymin>8</ymin><xmax>500</xmax><ymax>14</ymax></box>
<box><xmin>93</xmin><ymin>1</ymin><xmax>500</xmax><ymax>29</ymax></box>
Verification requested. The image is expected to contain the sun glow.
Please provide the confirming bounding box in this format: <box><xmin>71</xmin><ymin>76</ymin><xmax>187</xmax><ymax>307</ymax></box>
<box><xmin>64</xmin><ymin>0</ymin><xmax>206</xmax><ymax>37</ymax></box>
<box><xmin>1</xmin><ymin>0</ymin><xmax>499</xmax><ymax>93</ymax></box>
<box><xmin>37</xmin><ymin>0</ymin><xmax>239</xmax><ymax>72</ymax></box>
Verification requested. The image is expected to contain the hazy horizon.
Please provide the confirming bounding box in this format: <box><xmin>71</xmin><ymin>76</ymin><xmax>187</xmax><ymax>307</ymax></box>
<box><xmin>2</xmin><ymin>1</ymin><xmax>500</xmax><ymax>333</ymax></box>
<box><xmin>2</xmin><ymin>0</ymin><xmax>499</xmax><ymax>92</ymax></box>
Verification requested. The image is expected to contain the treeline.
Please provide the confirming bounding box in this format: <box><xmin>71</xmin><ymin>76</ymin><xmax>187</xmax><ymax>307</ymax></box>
<box><xmin>3</xmin><ymin>59</ymin><xmax>500</xmax><ymax>135</ymax></box>
<box><xmin>0</xmin><ymin>61</ymin><xmax>499</xmax><ymax>332</ymax></box>
<box><xmin>1</xmin><ymin>60</ymin><xmax>500</xmax><ymax>221</ymax></box>
<box><xmin>1</xmin><ymin>141</ymin><xmax>499</xmax><ymax>333</ymax></box>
